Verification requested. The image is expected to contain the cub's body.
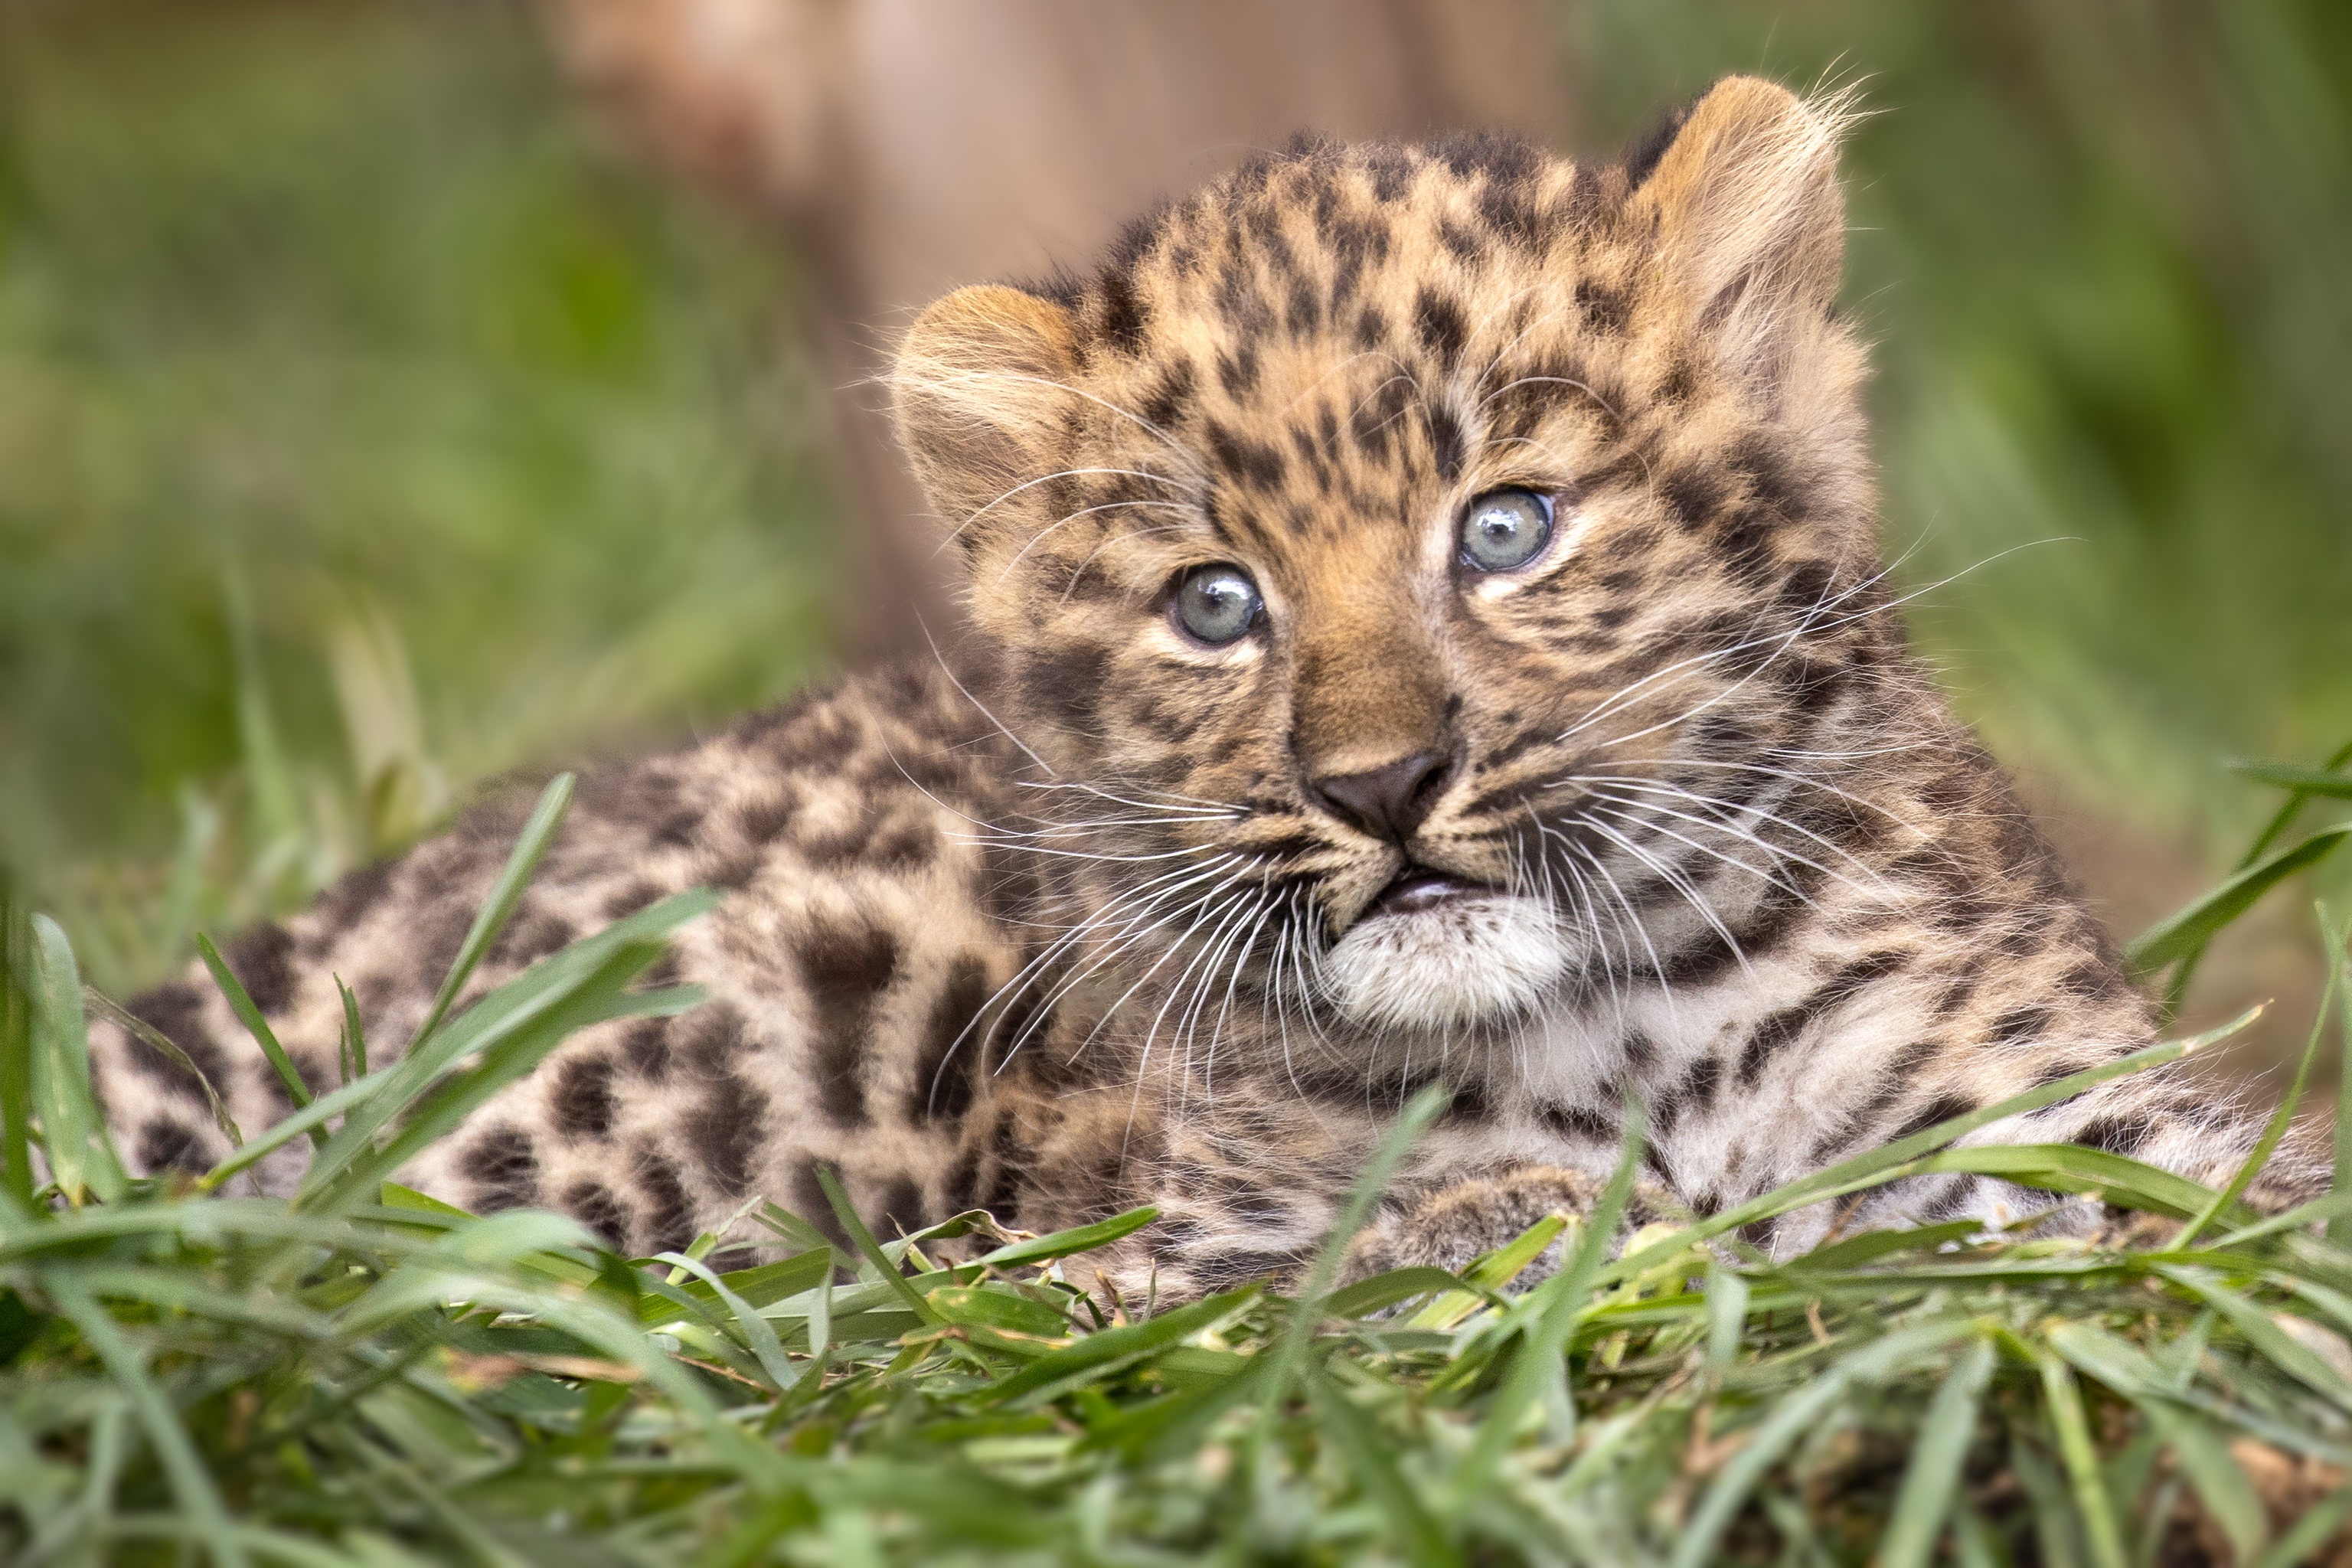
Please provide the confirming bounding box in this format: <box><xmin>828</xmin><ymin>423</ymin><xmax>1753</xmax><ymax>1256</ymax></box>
<box><xmin>91</xmin><ymin>81</ymin><xmax>2314</xmax><ymax>1292</ymax></box>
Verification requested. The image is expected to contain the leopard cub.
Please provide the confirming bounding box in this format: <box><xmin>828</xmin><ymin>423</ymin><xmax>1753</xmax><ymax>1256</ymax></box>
<box><xmin>91</xmin><ymin>77</ymin><xmax>2318</xmax><ymax>1296</ymax></box>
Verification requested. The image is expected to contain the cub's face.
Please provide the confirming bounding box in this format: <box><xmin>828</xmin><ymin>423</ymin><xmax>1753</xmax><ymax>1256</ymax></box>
<box><xmin>894</xmin><ymin>79</ymin><xmax>1877</xmax><ymax>1040</ymax></box>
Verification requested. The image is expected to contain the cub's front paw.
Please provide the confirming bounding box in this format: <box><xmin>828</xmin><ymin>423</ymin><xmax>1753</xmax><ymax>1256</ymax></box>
<box><xmin>1341</xmin><ymin>1166</ymin><xmax>1681</xmax><ymax>1285</ymax></box>
<box><xmin>1338</xmin><ymin>1167</ymin><xmax>1573</xmax><ymax>1282</ymax></box>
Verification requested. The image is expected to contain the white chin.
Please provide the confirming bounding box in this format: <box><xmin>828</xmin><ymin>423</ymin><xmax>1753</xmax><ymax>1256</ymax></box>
<box><xmin>1321</xmin><ymin>894</ymin><xmax>1570</xmax><ymax>1033</ymax></box>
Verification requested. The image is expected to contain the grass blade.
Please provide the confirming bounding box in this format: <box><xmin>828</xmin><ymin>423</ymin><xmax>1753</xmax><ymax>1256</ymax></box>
<box><xmin>293</xmin><ymin>888</ymin><xmax>714</xmax><ymax>1204</ymax></box>
<box><xmin>2158</xmin><ymin>1263</ymin><xmax>2352</xmax><ymax>1404</ymax></box>
<box><xmin>2228</xmin><ymin>762</ymin><xmax>2352</xmax><ymax>800</ymax></box>
<box><xmin>1672</xmin><ymin>1319</ymin><xmax>1980</xmax><ymax>1568</ymax></box>
<box><xmin>655</xmin><ymin>1250</ymin><xmax>800</xmax><ymax>1390</ymax></box>
<box><xmin>336</xmin><ymin>974</ymin><xmax>367</xmax><ymax>1086</ymax></box>
<box><xmin>85</xmin><ymin>985</ymin><xmax>243</xmax><ymax>1148</ymax></box>
<box><xmin>2334</xmin><ymin>922</ymin><xmax>2352</xmax><ymax>1252</ymax></box>
<box><xmin>25</xmin><ymin>915</ymin><xmax>128</xmax><ymax>1204</ymax></box>
<box><xmin>815</xmin><ymin>1163</ymin><xmax>936</xmax><ymax>1325</ymax></box>
<box><xmin>1459</xmin><ymin>1105</ymin><xmax>1644</xmax><ymax>1494</ymax></box>
<box><xmin>1</xmin><ymin>890</ymin><xmax>31</xmax><ymax>1207</ymax></box>
<box><xmin>1262</xmin><ymin>1083</ymin><xmax>1449</xmax><ymax>1405</ymax></box>
<box><xmin>1307</xmin><ymin>1365</ymin><xmax>1459</xmax><ymax>1568</ymax></box>
<box><xmin>407</xmin><ymin>771</ymin><xmax>574</xmax><ymax>1050</ymax></box>
<box><xmin>2037</xmin><ymin>1346</ymin><xmax>2127</xmax><ymax>1568</ymax></box>
<box><xmin>47</xmin><ymin>1274</ymin><xmax>250</xmax><ymax>1568</ymax></box>
<box><xmin>196</xmin><ymin>930</ymin><xmax>326</xmax><ymax>1149</ymax></box>
<box><xmin>2254</xmin><ymin>1481</ymin><xmax>2352</xmax><ymax>1568</ymax></box>
<box><xmin>2175</xmin><ymin>904</ymin><xmax>2346</xmax><ymax>1247</ymax></box>
<box><xmin>979</xmin><ymin>1205</ymin><xmax>1159</xmax><ymax>1269</ymax></box>
<box><xmin>2127</xmin><ymin>824</ymin><xmax>2351</xmax><ymax>980</ymax></box>
<box><xmin>1880</xmin><ymin>1336</ymin><xmax>1995</xmax><ymax>1568</ymax></box>
<box><xmin>2145</xmin><ymin>1402</ymin><xmax>2269</xmax><ymax>1563</ymax></box>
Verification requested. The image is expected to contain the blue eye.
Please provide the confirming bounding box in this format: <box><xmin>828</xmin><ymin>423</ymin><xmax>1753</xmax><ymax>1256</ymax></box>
<box><xmin>1460</xmin><ymin>488</ymin><xmax>1553</xmax><ymax>572</ymax></box>
<box><xmin>1174</xmin><ymin>564</ymin><xmax>1263</xmax><ymax>645</ymax></box>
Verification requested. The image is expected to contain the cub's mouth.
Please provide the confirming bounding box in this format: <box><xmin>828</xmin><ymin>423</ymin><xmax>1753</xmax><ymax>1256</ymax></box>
<box><xmin>1367</xmin><ymin>865</ymin><xmax>1500</xmax><ymax>918</ymax></box>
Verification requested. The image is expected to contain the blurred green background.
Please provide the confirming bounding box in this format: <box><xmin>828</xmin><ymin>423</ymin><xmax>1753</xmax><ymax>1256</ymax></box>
<box><xmin>2</xmin><ymin>0</ymin><xmax>2347</xmax><ymax>1022</ymax></box>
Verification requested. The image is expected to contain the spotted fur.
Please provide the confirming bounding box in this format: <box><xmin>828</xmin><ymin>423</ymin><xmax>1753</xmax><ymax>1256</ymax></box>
<box><xmin>92</xmin><ymin>79</ymin><xmax>2319</xmax><ymax>1295</ymax></box>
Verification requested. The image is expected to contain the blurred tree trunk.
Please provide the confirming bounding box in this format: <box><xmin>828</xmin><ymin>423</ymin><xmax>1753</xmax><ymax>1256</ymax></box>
<box><xmin>541</xmin><ymin>0</ymin><xmax>1570</xmax><ymax>662</ymax></box>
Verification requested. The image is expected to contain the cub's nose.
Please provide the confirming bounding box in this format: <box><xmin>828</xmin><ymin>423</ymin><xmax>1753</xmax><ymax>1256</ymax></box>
<box><xmin>1309</xmin><ymin>750</ymin><xmax>1453</xmax><ymax>844</ymax></box>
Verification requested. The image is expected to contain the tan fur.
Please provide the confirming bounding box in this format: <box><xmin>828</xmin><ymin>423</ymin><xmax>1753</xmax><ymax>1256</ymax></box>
<box><xmin>93</xmin><ymin>79</ymin><xmax>2320</xmax><ymax>1293</ymax></box>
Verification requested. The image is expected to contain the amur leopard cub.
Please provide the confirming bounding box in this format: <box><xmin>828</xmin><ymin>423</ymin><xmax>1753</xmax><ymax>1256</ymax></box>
<box><xmin>91</xmin><ymin>78</ymin><xmax>2319</xmax><ymax>1296</ymax></box>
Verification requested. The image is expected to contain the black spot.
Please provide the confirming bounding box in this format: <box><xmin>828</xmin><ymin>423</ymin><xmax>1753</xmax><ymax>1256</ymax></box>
<box><xmin>634</xmin><ymin>1146</ymin><xmax>696</xmax><ymax>1256</ymax></box>
<box><xmin>1412</xmin><ymin>287</ymin><xmax>1468</xmax><ymax>368</ymax></box>
<box><xmin>1885</xmin><ymin>1093</ymin><xmax>1978</xmax><ymax>1148</ymax></box>
<box><xmin>796</xmin><ymin>921</ymin><xmax>901</xmax><ymax>1125</ymax></box>
<box><xmin>1366</xmin><ymin>145</ymin><xmax>1413</xmax><ymax>202</ymax></box>
<box><xmin>687</xmin><ymin>1076</ymin><xmax>769</xmax><ymax>1197</ymax></box>
<box><xmin>125</xmin><ymin>982</ymin><xmax>229</xmax><ymax>1097</ymax></box>
<box><xmin>1426</xmin><ymin>405</ymin><xmax>1464</xmax><ymax>482</ymax></box>
<box><xmin>1021</xmin><ymin>641</ymin><xmax>1111</xmax><ymax>740</ymax></box>
<box><xmin>1736</xmin><ymin>951</ymin><xmax>1909</xmax><ymax>1086</ymax></box>
<box><xmin>876</xmin><ymin>1176</ymin><xmax>926</xmax><ymax>1236</ymax></box>
<box><xmin>982</xmin><ymin>1114</ymin><xmax>1024</xmax><ymax>1222</ymax></box>
<box><xmin>489</xmin><ymin>906</ymin><xmax>575</xmax><ymax>969</ymax></box>
<box><xmin>312</xmin><ymin>859</ymin><xmax>395</xmax><ymax>941</ymax></box>
<box><xmin>2056</xmin><ymin>958</ymin><xmax>2129</xmax><ymax>1002</ymax></box>
<box><xmin>678</xmin><ymin>1004</ymin><xmax>747</xmax><ymax>1079</ymax></box>
<box><xmin>1429</xmin><ymin>129</ymin><xmax>1541</xmax><ymax>183</ymax></box>
<box><xmin>1574</xmin><ymin>277</ymin><xmax>1630</xmax><ymax>334</ymax></box>
<box><xmin>910</xmin><ymin>956</ymin><xmax>992</xmax><ymax>1122</ymax></box>
<box><xmin>1660</xmin><ymin>465</ymin><xmax>1723</xmax><ymax>529</ymax></box>
<box><xmin>1987</xmin><ymin>1005</ymin><xmax>2053</xmax><ymax>1049</ymax></box>
<box><xmin>137</xmin><ymin>1117</ymin><xmax>208</xmax><ymax>1174</ymax></box>
<box><xmin>1728</xmin><ymin>433</ymin><xmax>1804</xmax><ymax>520</ymax></box>
<box><xmin>1655</xmin><ymin>1055</ymin><xmax>1723</xmax><ymax>1133</ymax></box>
<box><xmin>224</xmin><ymin>923</ymin><xmax>298</xmax><ymax>1015</ymax></box>
<box><xmin>551</xmin><ymin>1054</ymin><xmax>618</xmax><ymax>1140</ymax></box>
<box><xmin>789</xmin><ymin>1159</ymin><xmax>851</xmax><ymax>1248</ymax></box>
<box><xmin>563</xmin><ymin>1181</ymin><xmax>630</xmax><ymax>1250</ymax></box>
<box><xmin>619</xmin><ymin>1015</ymin><xmax>671</xmax><ymax>1080</ymax></box>
<box><xmin>603</xmin><ymin>880</ymin><xmax>664</xmax><ymax>920</ymax></box>
<box><xmin>1099</xmin><ymin>263</ymin><xmax>1148</xmax><ymax>354</ymax></box>
<box><xmin>1140</xmin><ymin>357</ymin><xmax>1197</xmax><ymax>428</ymax></box>
<box><xmin>942</xmin><ymin>1141</ymin><xmax>984</xmax><ymax>1214</ymax></box>
<box><xmin>463</xmin><ymin>1125</ymin><xmax>541</xmax><ymax>1212</ymax></box>
<box><xmin>2076</xmin><ymin>1117</ymin><xmax>2146</xmax><ymax>1158</ymax></box>
<box><xmin>1539</xmin><ymin>1102</ymin><xmax>1615</xmax><ymax>1144</ymax></box>
<box><xmin>1204</xmin><ymin>420</ymin><xmax>1286</xmax><ymax>490</ymax></box>
<box><xmin>1187</xmin><ymin>1250</ymin><xmax>1301</xmax><ymax>1295</ymax></box>
<box><xmin>733</xmin><ymin>789</ymin><xmax>799</xmax><ymax>851</ymax></box>
<box><xmin>1216</xmin><ymin>341</ymin><xmax>1259</xmax><ymax>397</ymax></box>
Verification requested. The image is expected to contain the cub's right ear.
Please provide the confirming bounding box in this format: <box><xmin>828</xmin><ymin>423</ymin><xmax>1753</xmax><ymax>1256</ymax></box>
<box><xmin>891</xmin><ymin>285</ymin><xmax>1082</xmax><ymax>550</ymax></box>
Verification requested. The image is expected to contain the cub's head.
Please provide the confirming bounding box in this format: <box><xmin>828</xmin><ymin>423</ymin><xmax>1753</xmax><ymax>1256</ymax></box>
<box><xmin>893</xmin><ymin>77</ymin><xmax>1883</xmax><ymax>1041</ymax></box>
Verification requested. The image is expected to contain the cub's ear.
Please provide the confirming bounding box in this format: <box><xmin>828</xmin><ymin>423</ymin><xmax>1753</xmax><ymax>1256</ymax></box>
<box><xmin>892</xmin><ymin>284</ymin><xmax>1082</xmax><ymax>548</ymax></box>
<box><xmin>1632</xmin><ymin>76</ymin><xmax>1851</xmax><ymax>367</ymax></box>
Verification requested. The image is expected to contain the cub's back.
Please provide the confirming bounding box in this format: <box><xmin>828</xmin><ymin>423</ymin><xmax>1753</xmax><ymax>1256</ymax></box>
<box><xmin>90</xmin><ymin>662</ymin><xmax>1024</xmax><ymax>1256</ymax></box>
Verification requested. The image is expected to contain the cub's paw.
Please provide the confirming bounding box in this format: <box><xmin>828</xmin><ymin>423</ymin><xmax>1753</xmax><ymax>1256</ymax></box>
<box><xmin>1335</xmin><ymin>1167</ymin><xmax>1566</xmax><ymax>1282</ymax></box>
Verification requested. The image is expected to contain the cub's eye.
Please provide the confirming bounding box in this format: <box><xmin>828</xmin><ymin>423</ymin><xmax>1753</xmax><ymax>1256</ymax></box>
<box><xmin>1459</xmin><ymin>487</ymin><xmax>1553</xmax><ymax>573</ymax></box>
<box><xmin>1173</xmin><ymin>564</ymin><xmax>1263</xmax><ymax>646</ymax></box>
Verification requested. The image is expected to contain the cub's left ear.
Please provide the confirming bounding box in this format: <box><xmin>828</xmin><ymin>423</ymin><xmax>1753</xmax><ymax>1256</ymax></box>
<box><xmin>892</xmin><ymin>284</ymin><xmax>1083</xmax><ymax>553</ymax></box>
<box><xmin>1633</xmin><ymin>76</ymin><xmax>1851</xmax><ymax>365</ymax></box>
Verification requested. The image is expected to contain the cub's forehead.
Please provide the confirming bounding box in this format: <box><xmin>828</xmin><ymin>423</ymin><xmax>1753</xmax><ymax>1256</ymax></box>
<box><xmin>1055</xmin><ymin>136</ymin><xmax>1635</xmax><ymax>391</ymax></box>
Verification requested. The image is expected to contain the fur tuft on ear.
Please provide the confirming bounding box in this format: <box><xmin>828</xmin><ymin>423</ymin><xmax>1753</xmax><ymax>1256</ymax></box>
<box><xmin>891</xmin><ymin>284</ymin><xmax>1082</xmax><ymax>546</ymax></box>
<box><xmin>1634</xmin><ymin>76</ymin><xmax>1855</xmax><ymax>368</ymax></box>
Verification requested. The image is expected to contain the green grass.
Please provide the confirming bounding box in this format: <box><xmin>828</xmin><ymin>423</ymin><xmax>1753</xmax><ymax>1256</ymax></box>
<box><xmin>5</xmin><ymin>754</ymin><xmax>2352</xmax><ymax>1565</ymax></box>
